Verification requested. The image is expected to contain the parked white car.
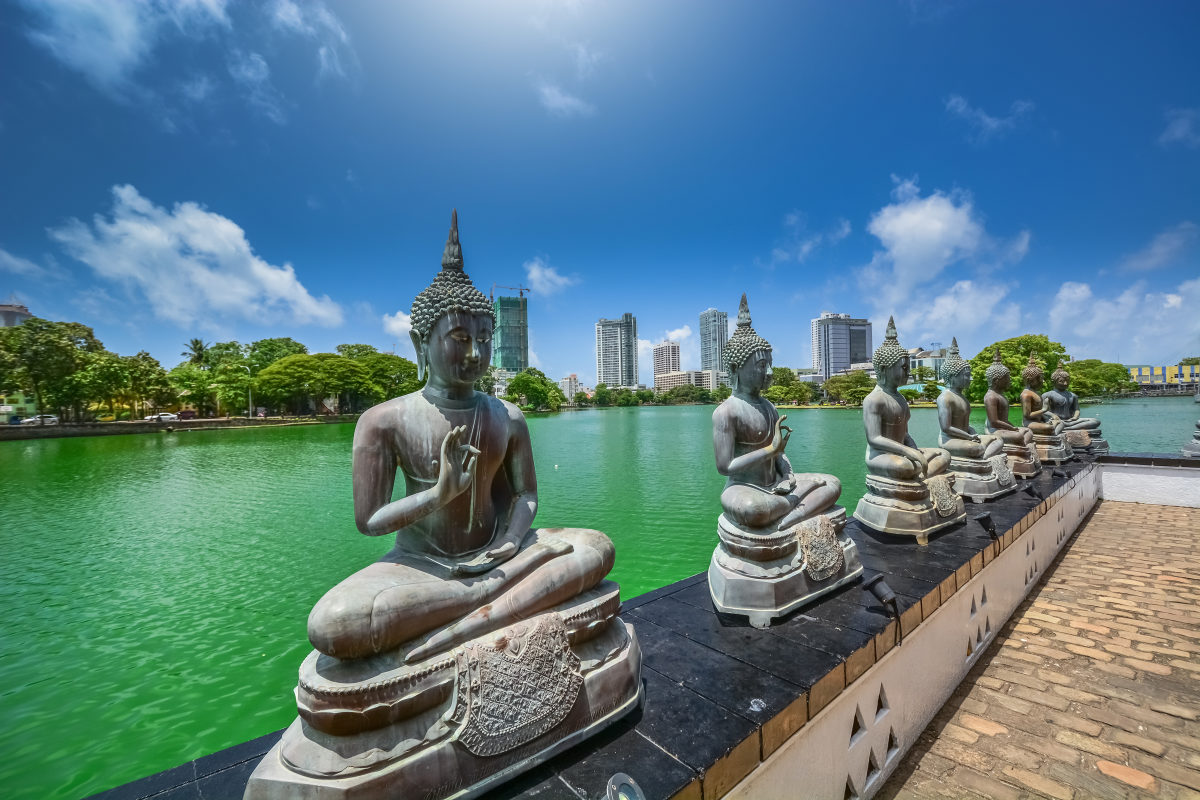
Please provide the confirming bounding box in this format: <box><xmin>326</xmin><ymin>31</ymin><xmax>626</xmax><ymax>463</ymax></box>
<box><xmin>21</xmin><ymin>414</ymin><xmax>59</xmax><ymax>425</ymax></box>
<box><xmin>144</xmin><ymin>413</ymin><xmax>179</xmax><ymax>422</ymax></box>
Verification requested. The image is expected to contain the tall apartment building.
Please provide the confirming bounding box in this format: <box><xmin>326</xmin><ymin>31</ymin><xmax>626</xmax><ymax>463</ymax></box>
<box><xmin>699</xmin><ymin>308</ymin><xmax>729</xmax><ymax>372</ymax></box>
<box><xmin>595</xmin><ymin>313</ymin><xmax>638</xmax><ymax>389</ymax></box>
<box><xmin>492</xmin><ymin>296</ymin><xmax>529</xmax><ymax>372</ymax></box>
<box><xmin>559</xmin><ymin>374</ymin><xmax>580</xmax><ymax>402</ymax></box>
<box><xmin>653</xmin><ymin>340</ymin><xmax>681</xmax><ymax>387</ymax></box>
<box><xmin>811</xmin><ymin>312</ymin><xmax>873</xmax><ymax>381</ymax></box>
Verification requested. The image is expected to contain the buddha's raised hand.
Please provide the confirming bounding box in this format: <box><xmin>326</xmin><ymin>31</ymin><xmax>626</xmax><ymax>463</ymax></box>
<box><xmin>435</xmin><ymin>425</ymin><xmax>479</xmax><ymax>502</ymax></box>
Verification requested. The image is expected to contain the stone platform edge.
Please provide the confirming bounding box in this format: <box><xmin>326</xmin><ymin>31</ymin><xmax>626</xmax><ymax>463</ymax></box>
<box><xmin>88</xmin><ymin>453</ymin><xmax>1199</xmax><ymax>800</ymax></box>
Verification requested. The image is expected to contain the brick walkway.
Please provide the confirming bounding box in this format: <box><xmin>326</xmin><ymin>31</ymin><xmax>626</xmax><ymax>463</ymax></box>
<box><xmin>879</xmin><ymin>501</ymin><xmax>1200</xmax><ymax>800</ymax></box>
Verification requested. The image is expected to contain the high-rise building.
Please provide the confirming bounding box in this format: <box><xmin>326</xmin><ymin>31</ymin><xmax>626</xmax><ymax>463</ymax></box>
<box><xmin>559</xmin><ymin>374</ymin><xmax>580</xmax><ymax>402</ymax></box>
<box><xmin>653</xmin><ymin>340</ymin><xmax>681</xmax><ymax>386</ymax></box>
<box><xmin>699</xmin><ymin>308</ymin><xmax>729</xmax><ymax>372</ymax></box>
<box><xmin>811</xmin><ymin>312</ymin><xmax>873</xmax><ymax>381</ymax></box>
<box><xmin>492</xmin><ymin>296</ymin><xmax>528</xmax><ymax>373</ymax></box>
<box><xmin>0</xmin><ymin>299</ymin><xmax>33</xmax><ymax>328</ymax></box>
<box><xmin>595</xmin><ymin>313</ymin><xmax>638</xmax><ymax>388</ymax></box>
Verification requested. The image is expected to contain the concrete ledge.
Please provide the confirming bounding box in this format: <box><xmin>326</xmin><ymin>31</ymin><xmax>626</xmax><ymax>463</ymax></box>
<box><xmin>88</xmin><ymin>459</ymin><xmax>1104</xmax><ymax>800</ymax></box>
<box><xmin>1098</xmin><ymin>462</ymin><xmax>1200</xmax><ymax>508</ymax></box>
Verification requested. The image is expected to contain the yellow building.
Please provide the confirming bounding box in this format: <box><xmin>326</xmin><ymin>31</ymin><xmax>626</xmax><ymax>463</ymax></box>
<box><xmin>1</xmin><ymin>391</ymin><xmax>36</xmax><ymax>422</ymax></box>
<box><xmin>1127</xmin><ymin>364</ymin><xmax>1200</xmax><ymax>386</ymax></box>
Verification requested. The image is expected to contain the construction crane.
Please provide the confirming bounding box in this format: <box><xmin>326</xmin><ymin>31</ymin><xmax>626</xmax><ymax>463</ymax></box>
<box><xmin>489</xmin><ymin>283</ymin><xmax>530</xmax><ymax>301</ymax></box>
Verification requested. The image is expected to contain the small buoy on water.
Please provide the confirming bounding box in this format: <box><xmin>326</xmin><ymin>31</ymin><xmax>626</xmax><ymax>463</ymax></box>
<box><xmin>554</xmin><ymin>464</ymin><xmax>558</xmax><ymax>469</ymax></box>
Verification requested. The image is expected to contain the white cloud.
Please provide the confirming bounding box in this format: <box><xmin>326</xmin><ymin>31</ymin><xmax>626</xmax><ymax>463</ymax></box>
<box><xmin>19</xmin><ymin>0</ymin><xmax>229</xmax><ymax>98</ymax></box>
<box><xmin>665</xmin><ymin>325</ymin><xmax>692</xmax><ymax>343</ymax></box>
<box><xmin>892</xmin><ymin>280</ymin><xmax>1021</xmax><ymax>355</ymax></box>
<box><xmin>1049</xmin><ymin>278</ymin><xmax>1200</xmax><ymax>362</ymax></box>
<box><xmin>861</xmin><ymin>176</ymin><xmax>1030</xmax><ymax>324</ymax></box>
<box><xmin>1119</xmin><ymin>222</ymin><xmax>1198</xmax><ymax>271</ymax></box>
<box><xmin>524</xmin><ymin>257</ymin><xmax>577</xmax><ymax>294</ymax></box>
<box><xmin>180</xmin><ymin>74</ymin><xmax>214</xmax><ymax>103</ymax></box>
<box><xmin>0</xmin><ymin>247</ymin><xmax>46</xmax><ymax>278</ymax></box>
<box><xmin>570</xmin><ymin>42</ymin><xmax>602</xmax><ymax>79</ymax></box>
<box><xmin>228</xmin><ymin>50</ymin><xmax>287</xmax><ymax>124</ymax></box>
<box><xmin>537</xmin><ymin>82</ymin><xmax>596</xmax><ymax>117</ymax></box>
<box><xmin>767</xmin><ymin>212</ymin><xmax>851</xmax><ymax>266</ymax></box>
<box><xmin>382</xmin><ymin>310</ymin><xmax>412</xmax><ymax>338</ymax></box>
<box><xmin>49</xmin><ymin>184</ymin><xmax>342</xmax><ymax>329</ymax></box>
<box><xmin>945</xmin><ymin>94</ymin><xmax>1034</xmax><ymax>144</ymax></box>
<box><xmin>269</xmin><ymin>0</ymin><xmax>356</xmax><ymax>82</ymax></box>
<box><xmin>1158</xmin><ymin>108</ymin><xmax>1200</xmax><ymax>149</ymax></box>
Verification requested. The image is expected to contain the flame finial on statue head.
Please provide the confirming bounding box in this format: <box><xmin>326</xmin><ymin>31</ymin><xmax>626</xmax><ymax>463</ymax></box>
<box><xmin>1051</xmin><ymin>360</ymin><xmax>1071</xmax><ymax>385</ymax></box>
<box><xmin>410</xmin><ymin>209</ymin><xmax>494</xmax><ymax>341</ymax></box>
<box><xmin>872</xmin><ymin>315</ymin><xmax>907</xmax><ymax>372</ymax></box>
<box><xmin>940</xmin><ymin>335</ymin><xmax>971</xmax><ymax>382</ymax></box>
<box><xmin>441</xmin><ymin>209</ymin><xmax>464</xmax><ymax>272</ymax></box>
<box><xmin>736</xmin><ymin>293</ymin><xmax>752</xmax><ymax>327</ymax></box>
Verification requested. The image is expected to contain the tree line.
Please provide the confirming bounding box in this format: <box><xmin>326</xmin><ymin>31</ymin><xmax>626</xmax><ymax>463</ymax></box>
<box><xmin>0</xmin><ymin>317</ymin><xmax>421</xmax><ymax>421</ymax></box>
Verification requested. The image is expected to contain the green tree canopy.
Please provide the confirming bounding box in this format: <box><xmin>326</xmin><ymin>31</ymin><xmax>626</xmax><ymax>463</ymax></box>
<box><xmin>358</xmin><ymin>352</ymin><xmax>422</xmax><ymax>401</ymax></box>
<box><xmin>201</xmin><ymin>341</ymin><xmax>246</xmax><ymax>370</ymax></box>
<box><xmin>661</xmin><ymin>384</ymin><xmax>713</xmax><ymax>404</ymax></box>
<box><xmin>1180</xmin><ymin>356</ymin><xmax>1200</xmax><ymax>366</ymax></box>
<box><xmin>967</xmin><ymin>335</ymin><xmax>1068</xmax><ymax>402</ymax></box>
<box><xmin>822</xmin><ymin>370</ymin><xmax>876</xmax><ymax>404</ymax></box>
<box><xmin>900</xmin><ymin>388</ymin><xmax>921</xmax><ymax>403</ymax></box>
<box><xmin>247</xmin><ymin>337</ymin><xmax>308</xmax><ymax>373</ymax></box>
<box><xmin>181</xmin><ymin>338</ymin><xmax>210</xmax><ymax>365</ymax></box>
<box><xmin>1066</xmin><ymin>360</ymin><xmax>1139</xmax><ymax>397</ymax></box>
<box><xmin>505</xmin><ymin>368</ymin><xmax>565</xmax><ymax>411</ymax></box>
<box><xmin>592</xmin><ymin>383</ymin><xmax>612</xmax><ymax>406</ymax></box>
<box><xmin>714</xmin><ymin>383</ymin><xmax>732</xmax><ymax>402</ymax></box>
<box><xmin>770</xmin><ymin>366</ymin><xmax>796</xmax><ymax>388</ymax></box>
<box><xmin>336</xmin><ymin>343</ymin><xmax>379</xmax><ymax>360</ymax></box>
<box><xmin>2</xmin><ymin>317</ymin><xmax>105</xmax><ymax>417</ymax></box>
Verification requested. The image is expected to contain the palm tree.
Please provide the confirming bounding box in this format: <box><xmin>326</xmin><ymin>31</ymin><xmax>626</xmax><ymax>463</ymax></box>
<box><xmin>182</xmin><ymin>338</ymin><xmax>210</xmax><ymax>365</ymax></box>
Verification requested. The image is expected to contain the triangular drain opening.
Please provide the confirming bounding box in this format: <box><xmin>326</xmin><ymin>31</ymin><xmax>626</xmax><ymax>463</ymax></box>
<box><xmin>966</xmin><ymin>636</ymin><xmax>974</xmax><ymax>657</ymax></box>
<box><xmin>1025</xmin><ymin>541</ymin><xmax>1030</xmax><ymax>555</ymax></box>
<box><xmin>1032</xmin><ymin>538</ymin><xmax>1036</xmax><ymax>551</ymax></box>
<box><xmin>976</xmin><ymin>627</ymin><xmax>983</xmax><ymax>645</ymax></box>
<box><xmin>887</xmin><ymin>728</ymin><xmax>900</xmax><ymax>760</ymax></box>
<box><xmin>985</xmin><ymin>617</ymin><xmax>992</xmax><ymax>636</ymax></box>
<box><xmin>875</xmin><ymin>686</ymin><xmax>889</xmax><ymax>720</ymax></box>
<box><xmin>866</xmin><ymin>748</ymin><xmax>882</xmax><ymax>785</ymax></box>
<box><xmin>844</xmin><ymin>777</ymin><xmax>858</xmax><ymax>800</ymax></box>
<box><xmin>970</xmin><ymin>596</ymin><xmax>977</xmax><ymax>616</ymax></box>
<box><xmin>980</xmin><ymin>586</ymin><xmax>988</xmax><ymax>606</ymax></box>
<box><xmin>850</xmin><ymin>706</ymin><xmax>865</xmax><ymax>743</ymax></box>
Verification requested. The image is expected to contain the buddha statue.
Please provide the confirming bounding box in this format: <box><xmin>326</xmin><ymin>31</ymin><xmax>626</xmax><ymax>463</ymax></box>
<box><xmin>246</xmin><ymin>212</ymin><xmax>642</xmax><ymax>800</ymax></box>
<box><xmin>707</xmin><ymin>294</ymin><xmax>862</xmax><ymax>628</ymax></box>
<box><xmin>854</xmin><ymin>317</ymin><xmax>964</xmax><ymax>544</ymax></box>
<box><xmin>1020</xmin><ymin>354</ymin><xmax>1073</xmax><ymax>464</ymax></box>
<box><xmin>982</xmin><ymin>351</ymin><xmax>1042</xmax><ymax>478</ymax></box>
<box><xmin>936</xmin><ymin>338</ymin><xmax>1016</xmax><ymax>502</ymax></box>
<box><xmin>1042</xmin><ymin>361</ymin><xmax>1109</xmax><ymax>454</ymax></box>
<box><xmin>1183</xmin><ymin>420</ymin><xmax>1200</xmax><ymax>458</ymax></box>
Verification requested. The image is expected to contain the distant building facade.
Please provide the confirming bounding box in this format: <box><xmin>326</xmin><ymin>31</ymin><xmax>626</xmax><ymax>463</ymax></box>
<box><xmin>654</xmin><ymin>369</ymin><xmax>726</xmax><ymax>393</ymax></box>
<box><xmin>1128</xmin><ymin>364</ymin><xmax>1200</xmax><ymax>389</ymax></box>
<box><xmin>596</xmin><ymin>313</ymin><xmax>638</xmax><ymax>389</ymax></box>
<box><xmin>699</xmin><ymin>308</ymin><xmax>729</xmax><ymax>373</ymax></box>
<box><xmin>493</xmin><ymin>369</ymin><xmax>518</xmax><ymax>399</ymax></box>
<box><xmin>559</xmin><ymin>374</ymin><xmax>580</xmax><ymax>402</ymax></box>
<box><xmin>653</xmin><ymin>340</ymin><xmax>681</xmax><ymax>387</ymax></box>
<box><xmin>1</xmin><ymin>300</ymin><xmax>33</xmax><ymax>328</ymax></box>
<box><xmin>910</xmin><ymin>346</ymin><xmax>949</xmax><ymax>378</ymax></box>
<box><xmin>492</xmin><ymin>296</ymin><xmax>529</xmax><ymax>372</ymax></box>
<box><xmin>811</xmin><ymin>312</ymin><xmax>872</xmax><ymax>381</ymax></box>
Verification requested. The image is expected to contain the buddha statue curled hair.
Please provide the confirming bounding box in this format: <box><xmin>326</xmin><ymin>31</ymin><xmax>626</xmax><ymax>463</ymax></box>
<box><xmin>985</xmin><ymin>350</ymin><xmax>1010</xmax><ymax>385</ymax></box>
<box><xmin>722</xmin><ymin>293</ymin><xmax>772</xmax><ymax>372</ymax></box>
<box><xmin>939</xmin><ymin>337</ymin><xmax>971</xmax><ymax>383</ymax></box>
<box><xmin>1051</xmin><ymin>361</ymin><xmax>1071</xmax><ymax>385</ymax></box>
<box><xmin>409</xmin><ymin>209</ymin><xmax>495</xmax><ymax>339</ymax></box>
<box><xmin>1021</xmin><ymin>354</ymin><xmax>1044</xmax><ymax>386</ymax></box>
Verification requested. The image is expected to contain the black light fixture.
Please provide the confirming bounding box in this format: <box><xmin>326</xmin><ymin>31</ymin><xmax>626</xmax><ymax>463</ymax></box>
<box><xmin>607</xmin><ymin>773</ymin><xmax>646</xmax><ymax>800</ymax></box>
<box><xmin>1022</xmin><ymin>483</ymin><xmax>1043</xmax><ymax>501</ymax></box>
<box><xmin>973</xmin><ymin>512</ymin><xmax>999</xmax><ymax>557</ymax></box>
<box><xmin>864</xmin><ymin>574</ymin><xmax>903</xmax><ymax>646</ymax></box>
<box><xmin>1051</xmin><ymin>467</ymin><xmax>1068</xmax><ymax>478</ymax></box>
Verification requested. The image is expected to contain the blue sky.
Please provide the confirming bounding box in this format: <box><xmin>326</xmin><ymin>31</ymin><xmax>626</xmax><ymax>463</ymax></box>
<box><xmin>1</xmin><ymin>0</ymin><xmax>1198</xmax><ymax>386</ymax></box>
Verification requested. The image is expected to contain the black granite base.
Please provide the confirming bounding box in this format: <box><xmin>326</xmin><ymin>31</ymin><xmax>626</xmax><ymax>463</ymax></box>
<box><xmin>88</xmin><ymin>455</ymin><xmax>1106</xmax><ymax>800</ymax></box>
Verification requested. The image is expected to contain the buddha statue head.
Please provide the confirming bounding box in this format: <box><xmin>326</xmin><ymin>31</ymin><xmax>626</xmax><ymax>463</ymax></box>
<box><xmin>872</xmin><ymin>316</ymin><xmax>909</xmax><ymax>389</ymax></box>
<box><xmin>408</xmin><ymin>210</ymin><xmax>496</xmax><ymax>387</ymax></box>
<box><xmin>723</xmin><ymin>294</ymin><xmax>773</xmax><ymax>394</ymax></box>
<box><xmin>985</xmin><ymin>350</ymin><xmax>1010</xmax><ymax>392</ymax></box>
<box><xmin>1051</xmin><ymin>361</ymin><xmax>1071</xmax><ymax>391</ymax></box>
<box><xmin>1021</xmin><ymin>353</ymin><xmax>1045</xmax><ymax>390</ymax></box>
<box><xmin>939</xmin><ymin>337</ymin><xmax>972</xmax><ymax>392</ymax></box>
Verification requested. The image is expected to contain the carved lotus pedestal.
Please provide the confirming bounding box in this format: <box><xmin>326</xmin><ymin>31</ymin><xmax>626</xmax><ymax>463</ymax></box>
<box><xmin>1003</xmin><ymin>441</ymin><xmax>1042</xmax><ymax>478</ymax></box>
<box><xmin>945</xmin><ymin>451</ymin><xmax>1018</xmax><ymax>503</ymax></box>
<box><xmin>1064</xmin><ymin>428</ymin><xmax>1109</xmax><ymax>455</ymax></box>
<box><xmin>708</xmin><ymin>506</ymin><xmax>863</xmax><ymax>629</ymax></box>
<box><xmin>1032</xmin><ymin>432</ymin><xmax>1073</xmax><ymax>465</ymax></box>
<box><xmin>244</xmin><ymin>582</ymin><xmax>642</xmax><ymax>800</ymax></box>
<box><xmin>853</xmin><ymin>473</ymin><xmax>966</xmax><ymax>545</ymax></box>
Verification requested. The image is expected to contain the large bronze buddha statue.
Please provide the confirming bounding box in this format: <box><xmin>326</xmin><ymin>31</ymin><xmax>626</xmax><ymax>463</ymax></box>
<box><xmin>246</xmin><ymin>212</ymin><xmax>642</xmax><ymax>800</ymax></box>
<box><xmin>982</xmin><ymin>351</ymin><xmax>1041</xmax><ymax>478</ymax></box>
<box><xmin>707</xmin><ymin>294</ymin><xmax>862</xmax><ymax>627</ymax></box>
<box><xmin>1042</xmin><ymin>361</ymin><xmax>1109</xmax><ymax>454</ymax></box>
<box><xmin>936</xmin><ymin>338</ymin><xmax>1016</xmax><ymax>502</ymax></box>
<box><xmin>1020</xmin><ymin>354</ymin><xmax>1073</xmax><ymax>464</ymax></box>
<box><xmin>854</xmin><ymin>317</ymin><xmax>965</xmax><ymax>544</ymax></box>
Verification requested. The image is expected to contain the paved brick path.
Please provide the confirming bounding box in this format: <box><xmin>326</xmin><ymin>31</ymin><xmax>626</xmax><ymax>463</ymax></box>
<box><xmin>880</xmin><ymin>501</ymin><xmax>1200</xmax><ymax>800</ymax></box>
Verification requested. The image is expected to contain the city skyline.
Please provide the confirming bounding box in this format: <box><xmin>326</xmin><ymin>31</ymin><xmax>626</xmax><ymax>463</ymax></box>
<box><xmin>0</xmin><ymin>3</ymin><xmax>1197</xmax><ymax>387</ymax></box>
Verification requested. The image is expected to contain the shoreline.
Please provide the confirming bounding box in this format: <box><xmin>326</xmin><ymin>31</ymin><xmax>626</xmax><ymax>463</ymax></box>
<box><xmin>0</xmin><ymin>415</ymin><xmax>360</xmax><ymax>442</ymax></box>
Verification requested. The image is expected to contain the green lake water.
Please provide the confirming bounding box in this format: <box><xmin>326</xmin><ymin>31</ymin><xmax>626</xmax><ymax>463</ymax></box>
<box><xmin>1</xmin><ymin>396</ymin><xmax>1195</xmax><ymax>798</ymax></box>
